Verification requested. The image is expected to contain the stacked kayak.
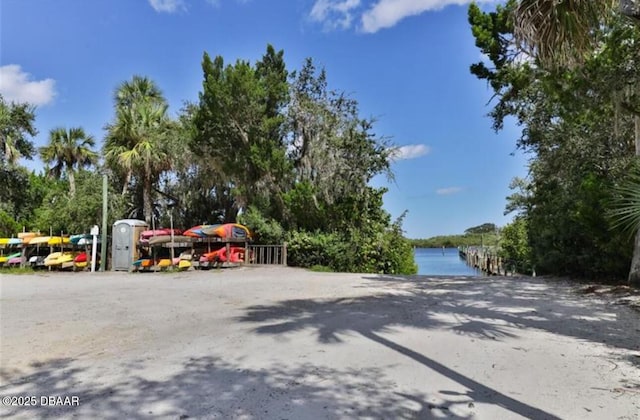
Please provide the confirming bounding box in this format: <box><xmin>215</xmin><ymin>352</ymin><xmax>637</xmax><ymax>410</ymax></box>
<box><xmin>184</xmin><ymin>224</ymin><xmax>219</xmax><ymax>238</ymax></box>
<box><xmin>74</xmin><ymin>252</ymin><xmax>88</xmax><ymax>269</ymax></box>
<box><xmin>200</xmin><ymin>246</ymin><xmax>245</xmax><ymax>264</ymax></box>
<box><xmin>0</xmin><ymin>252</ymin><xmax>22</xmax><ymax>267</ymax></box>
<box><xmin>44</xmin><ymin>252</ymin><xmax>76</xmax><ymax>268</ymax></box>
<box><xmin>184</xmin><ymin>223</ymin><xmax>251</xmax><ymax>241</ymax></box>
<box><xmin>139</xmin><ymin>229</ymin><xmax>182</xmax><ymax>245</ymax></box>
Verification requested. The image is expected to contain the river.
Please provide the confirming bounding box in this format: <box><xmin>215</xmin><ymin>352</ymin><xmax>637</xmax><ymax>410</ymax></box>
<box><xmin>414</xmin><ymin>247</ymin><xmax>479</xmax><ymax>276</ymax></box>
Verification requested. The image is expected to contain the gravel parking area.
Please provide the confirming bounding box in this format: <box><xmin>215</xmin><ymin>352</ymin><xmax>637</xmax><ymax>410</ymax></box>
<box><xmin>1</xmin><ymin>267</ymin><xmax>639</xmax><ymax>419</ymax></box>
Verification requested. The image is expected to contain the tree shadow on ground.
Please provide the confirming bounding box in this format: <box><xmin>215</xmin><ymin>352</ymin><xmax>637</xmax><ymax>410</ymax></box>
<box><xmin>0</xmin><ymin>356</ymin><xmax>469</xmax><ymax>419</ymax></box>
<box><xmin>236</xmin><ymin>274</ymin><xmax>640</xmax><ymax>419</ymax></box>
<box><xmin>363</xmin><ymin>275</ymin><xmax>640</xmax><ymax>351</ymax></box>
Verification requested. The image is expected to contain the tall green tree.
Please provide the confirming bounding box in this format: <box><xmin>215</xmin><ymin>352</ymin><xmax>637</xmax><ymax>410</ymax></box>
<box><xmin>469</xmin><ymin>3</ymin><xmax>638</xmax><ymax>281</ymax></box>
<box><xmin>0</xmin><ymin>95</ymin><xmax>38</xmax><ymax>234</ymax></box>
<box><xmin>39</xmin><ymin>127</ymin><xmax>98</xmax><ymax>197</ymax></box>
<box><xmin>34</xmin><ymin>170</ymin><xmax>125</xmax><ymax>234</ymax></box>
<box><xmin>0</xmin><ymin>95</ymin><xmax>37</xmax><ymax>166</ymax></box>
<box><xmin>508</xmin><ymin>0</ymin><xmax>640</xmax><ymax>285</ymax></box>
<box><xmin>285</xmin><ymin>58</ymin><xmax>392</xmax><ymax>231</ymax></box>
<box><xmin>193</xmin><ymin>45</ymin><xmax>291</xmax><ymax>221</ymax></box>
<box><xmin>188</xmin><ymin>45</ymin><xmax>415</xmax><ymax>274</ymax></box>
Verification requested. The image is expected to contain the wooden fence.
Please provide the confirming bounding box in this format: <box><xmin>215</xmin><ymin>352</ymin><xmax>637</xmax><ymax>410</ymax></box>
<box><xmin>246</xmin><ymin>244</ymin><xmax>287</xmax><ymax>266</ymax></box>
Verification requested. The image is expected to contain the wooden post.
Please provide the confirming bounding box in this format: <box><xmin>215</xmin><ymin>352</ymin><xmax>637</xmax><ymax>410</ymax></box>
<box><xmin>282</xmin><ymin>242</ymin><xmax>287</xmax><ymax>266</ymax></box>
<box><xmin>20</xmin><ymin>242</ymin><xmax>26</xmax><ymax>269</ymax></box>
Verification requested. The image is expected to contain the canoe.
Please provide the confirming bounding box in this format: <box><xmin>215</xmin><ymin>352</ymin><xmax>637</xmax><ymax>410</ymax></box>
<box><xmin>74</xmin><ymin>252</ymin><xmax>88</xmax><ymax>263</ymax></box>
<box><xmin>0</xmin><ymin>238</ymin><xmax>9</xmax><ymax>245</ymax></box>
<box><xmin>178</xmin><ymin>260</ymin><xmax>191</xmax><ymax>269</ymax></box>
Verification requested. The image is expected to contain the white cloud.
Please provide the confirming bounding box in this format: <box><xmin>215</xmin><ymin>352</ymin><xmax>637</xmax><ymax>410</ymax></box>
<box><xmin>361</xmin><ymin>0</ymin><xmax>497</xmax><ymax>33</ymax></box>
<box><xmin>0</xmin><ymin>65</ymin><xmax>56</xmax><ymax>106</ymax></box>
<box><xmin>436</xmin><ymin>186</ymin><xmax>462</xmax><ymax>195</ymax></box>
<box><xmin>389</xmin><ymin>144</ymin><xmax>430</xmax><ymax>161</ymax></box>
<box><xmin>310</xmin><ymin>0</ymin><xmax>361</xmax><ymax>31</ymax></box>
<box><xmin>148</xmin><ymin>0</ymin><xmax>186</xmax><ymax>13</ymax></box>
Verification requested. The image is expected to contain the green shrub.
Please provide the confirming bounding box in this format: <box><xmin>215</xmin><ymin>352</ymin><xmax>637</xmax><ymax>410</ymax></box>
<box><xmin>239</xmin><ymin>206</ymin><xmax>285</xmax><ymax>244</ymax></box>
<box><xmin>286</xmin><ymin>221</ymin><xmax>417</xmax><ymax>275</ymax></box>
<box><xmin>499</xmin><ymin>217</ymin><xmax>532</xmax><ymax>274</ymax></box>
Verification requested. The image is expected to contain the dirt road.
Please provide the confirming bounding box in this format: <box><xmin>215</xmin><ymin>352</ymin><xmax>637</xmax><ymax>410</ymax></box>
<box><xmin>1</xmin><ymin>267</ymin><xmax>639</xmax><ymax>419</ymax></box>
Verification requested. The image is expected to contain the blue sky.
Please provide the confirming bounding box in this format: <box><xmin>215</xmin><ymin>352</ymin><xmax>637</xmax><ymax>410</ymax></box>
<box><xmin>0</xmin><ymin>0</ymin><xmax>527</xmax><ymax>238</ymax></box>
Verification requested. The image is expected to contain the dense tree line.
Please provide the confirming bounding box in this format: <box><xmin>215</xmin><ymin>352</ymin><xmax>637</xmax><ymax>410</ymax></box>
<box><xmin>409</xmin><ymin>233</ymin><xmax>499</xmax><ymax>248</ymax></box>
<box><xmin>469</xmin><ymin>1</ymin><xmax>640</xmax><ymax>282</ymax></box>
<box><xmin>0</xmin><ymin>45</ymin><xmax>416</xmax><ymax>274</ymax></box>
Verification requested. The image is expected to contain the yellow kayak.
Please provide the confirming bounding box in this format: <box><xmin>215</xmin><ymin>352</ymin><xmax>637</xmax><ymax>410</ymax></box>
<box><xmin>178</xmin><ymin>260</ymin><xmax>191</xmax><ymax>269</ymax></box>
<box><xmin>157</xmin><ymin>259</ymin><xmax>172</xmax><ymax>268</ymax></box>
<box><xmin>48</xmin><ymin>236</ymin><xmax>70</xmax><ymax>246</ymax></box>
<box><xmin>44</xmin><ymin>252</ymin><xmax>75</xmax><ymax>267</ymax></box>
<box><xmin>29</xmin><ymin>236</ymin><xmax>52</xmax><ymax>246</ymax></box>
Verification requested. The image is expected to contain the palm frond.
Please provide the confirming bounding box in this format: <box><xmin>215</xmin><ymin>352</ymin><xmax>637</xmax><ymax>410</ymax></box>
<box><xmin>514</xmin><ymin>0</ymin><xmax>616</xmax><ymax>66</ymax></box>
<box><xmin>609</xmin><ymin>169</ymin><xmax>640</xmax><ymax>237</ymax></box>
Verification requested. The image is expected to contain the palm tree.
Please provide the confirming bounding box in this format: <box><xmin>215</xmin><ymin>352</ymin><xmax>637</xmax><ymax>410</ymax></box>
<box><xmin>40</xmin><ymin>127</ymin><xmax>98</xmax><ymax>197</ymax></box>
<box><xmin>512</xmin><ymin>0</ymin><xmax>640</xmax><ymax>285</ymax></box>
<box><xmin>104</xmin><ymin>76</ymin><xmax>176</xmax><ymax>224</ymax></box>
<box><xmin>513</xmin><ymin>0</ymin><xmax>638</xmax><ymax>66</ymax></box>
<box><xmin>105</xmin><ymin>75</ymin><xmax>167</xmax><ymax>196</ymax></box>
<box><xmin>114</xmin><ymin>75</ymin><xmax>165</xmax><ymax>110</ymax></box>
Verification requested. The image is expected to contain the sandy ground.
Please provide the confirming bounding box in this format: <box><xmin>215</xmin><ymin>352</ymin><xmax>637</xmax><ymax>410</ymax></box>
<box><xmin>0</xmin><ymin>267</ymin><xmax>639</xmax><ymax>419</ymax></box>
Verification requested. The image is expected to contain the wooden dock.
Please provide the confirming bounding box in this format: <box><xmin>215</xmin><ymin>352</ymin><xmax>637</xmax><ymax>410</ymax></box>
<box><xmin>459</xmin><ymin>246</ymin><xmax>513</xmax><ymax>276</ymax></box>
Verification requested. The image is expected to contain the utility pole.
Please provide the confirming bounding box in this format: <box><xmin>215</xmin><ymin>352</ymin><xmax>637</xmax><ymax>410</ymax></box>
<box><xmin>100</xmin><ymin>173</ymin><xmax>108</xmax><ymax>272</ymax></box>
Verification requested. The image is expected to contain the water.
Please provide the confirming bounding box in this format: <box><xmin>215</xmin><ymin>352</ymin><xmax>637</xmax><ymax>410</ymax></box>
<box><xmin>414</xmin><ymin>247</ymin><xmax>479</xmax><ymax>276</ymax></box>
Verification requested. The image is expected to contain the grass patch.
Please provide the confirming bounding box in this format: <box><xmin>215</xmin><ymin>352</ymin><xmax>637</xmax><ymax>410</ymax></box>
<box><xmin>0</xmin><ymin>266</ymin><xmax>36</xmax><ymax>275</ymax></box>
<box><xmin>309</xmin><ymin>265</ymin><xmax>333</xmax><ymax>272</ymax></box>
